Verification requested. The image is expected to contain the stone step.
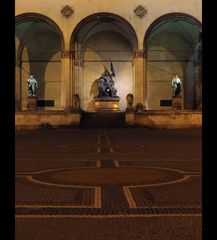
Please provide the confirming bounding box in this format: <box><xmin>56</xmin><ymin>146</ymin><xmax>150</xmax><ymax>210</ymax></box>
<box><xmin>80</xmin><ymin>112</ymin><xmax>125</xmax><ymax>128</ymax></box>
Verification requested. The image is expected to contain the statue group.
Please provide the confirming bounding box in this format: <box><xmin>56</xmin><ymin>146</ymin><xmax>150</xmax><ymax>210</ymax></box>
<box><xmin>96</xmin><ymin>59</ymin><xmax>119</xmax><ymax>99</ymax></box>
<box><xmin>97</xmin><ymin>70</ymin><xmax>118</xmax><ymax>98</ymax></box>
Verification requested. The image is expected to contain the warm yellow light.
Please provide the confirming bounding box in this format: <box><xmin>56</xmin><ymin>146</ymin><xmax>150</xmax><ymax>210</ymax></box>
<box><xmin>113</xmin><ymin>104</ymin><xmax>118</xmax><ymax>108</ymax></box>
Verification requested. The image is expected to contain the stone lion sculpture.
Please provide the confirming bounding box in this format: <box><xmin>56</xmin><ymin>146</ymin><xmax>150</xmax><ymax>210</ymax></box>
<box><xmin>126</xmin><ymin>93</ymin><xmax>134</xmax><ymax>109</ymax></box>
<box><xmin>72</xmin><ymin>94</ymin><xmax>81</xmax><ymax>109</ymax></box>
<box><xmin>126</xmin><ymin>93</ymin><xmax>134</xmax><ymax>113</ymax></box>
<box><xmin>134</xmin><ymin>102</ymin><xmax>146</xmax><ymax>113</ymax></box>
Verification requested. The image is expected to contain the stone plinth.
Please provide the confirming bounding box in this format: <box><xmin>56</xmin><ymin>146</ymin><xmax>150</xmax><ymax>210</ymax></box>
<box><xmin>94</xmin><ymin>97</ymin><xmax>120</xmax><ymax>111</ymax></box>
<box><xmin>27</xmin><ymin>96</ymin><xmax>37</xmax><ymax>111</ymax></box>
<box><xmin>15</xmin><ymin>111</ymin><xmax>81</xmax><ymax>129</ymax></box>
<box><xmin>125</xmin><ymin>112</ymin><xmax>135</xmax><ymax>125</ymax></box>
<box><xmin>172</xmin><ymin>95</ymin><xmax>182</xmax><ymax>110</ymax></box>
<box><xmin>131</xmin><ymin>110</ymin><xmax>202</xmax><ymax>129</ymax></box>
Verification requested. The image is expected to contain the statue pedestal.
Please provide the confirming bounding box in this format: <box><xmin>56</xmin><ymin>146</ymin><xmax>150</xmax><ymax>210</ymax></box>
<box><xmin>94</xmin><ymin>97</ymin><xmax>120</xmax><ymax>111</ymax></box>
<box><xmin>125</xmin><ymin>111</ymin><xmax>135</xmax><ymax>125</ymax></box>
<box><xmin>172</xmin><ymin>95</ymin><xmax>182</xmax><ymax>110</ymax></box>
<box><xmin>27</xmin><ymin>96</ymin><xmax>37</xmax><ymax>111</ymax></box>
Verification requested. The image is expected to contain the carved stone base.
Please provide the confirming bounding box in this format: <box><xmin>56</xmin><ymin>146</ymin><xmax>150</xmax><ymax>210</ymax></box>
<box><xmin>172</xmin><ymin>95</ymin><xmax>182</xmax><ymax>110</ymax></box>
<box><xmin>94</xmin><ymin>97</ymin><xmax>120</xmax><ymax>111</ymax></box>
<box><xmin>27</xmin><ymin>96</ymin><xmax>37</xmax><ymax>111</ymax></box>
<box><xmin>125</xmin><ymin>112</ymin><xmax>135</xmax><ymax>125</ymax></box>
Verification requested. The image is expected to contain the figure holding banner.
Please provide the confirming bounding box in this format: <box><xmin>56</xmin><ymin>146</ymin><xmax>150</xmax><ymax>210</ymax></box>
<box><xmin>97</xmin><ymin>59</ymin><xmax>118</xmax><ymax>98</ymax></box>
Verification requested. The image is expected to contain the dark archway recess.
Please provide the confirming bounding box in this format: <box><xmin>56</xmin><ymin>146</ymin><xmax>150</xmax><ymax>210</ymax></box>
<box><xmin>15</xmin><ymin>13</ymin><xmax>65</xmax><ymax>50</ymax></box>
<box><xmin>70</xmin><ymin>12</ymin><xmax>138</xmax><ymax>111</ymax></box>
<box><xmin>15</xmin><ymin>13</ymin><xmax>64</xmax><ymax>110</ymax></box>
<box><xmin>144</xmin><ymin>13</ymin><xmax>202</xmax><ymax>110</ymax></box>
<box><xmin>70</xmin><ymin>12</ymin><xmax>138</xmax><ymax>50</ymax></box>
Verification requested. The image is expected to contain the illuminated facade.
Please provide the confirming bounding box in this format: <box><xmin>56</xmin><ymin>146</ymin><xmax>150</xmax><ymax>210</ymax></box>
<box><xmin>15</xmin><ymin>0</ymin><xmax>202</xmax><ymax>112</ymax></box>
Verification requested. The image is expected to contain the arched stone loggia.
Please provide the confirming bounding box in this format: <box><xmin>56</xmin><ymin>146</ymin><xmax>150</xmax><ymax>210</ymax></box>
<box><xmin>15</xmin><ymin>13</ymin><xmax>65</xmax><ymax>111</ymax></box>
<box><xmin>144</xmin><ymin>13</ymin><xmax>202</xmax><ymax>110</ymax></box>
<box><xmin>70</xmin><ymin>12</ymin><xmax>138</xmax><ymax>111</ymax></box>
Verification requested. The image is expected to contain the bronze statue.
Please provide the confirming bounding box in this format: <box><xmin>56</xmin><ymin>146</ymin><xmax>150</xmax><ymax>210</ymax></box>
<box><xmin>27</xmin><ymin>75</ymin><xmax>38</xmax><ymax>96</ymax></box>
<box><xmin>97</xmin><ymin>59</ymin><xmax>119</xmax><ymax>98</ymax></box>
<box><xmin>171</xmin><ymin>75</ymin><xmax>182</xmax><ymax>97</ymax></box>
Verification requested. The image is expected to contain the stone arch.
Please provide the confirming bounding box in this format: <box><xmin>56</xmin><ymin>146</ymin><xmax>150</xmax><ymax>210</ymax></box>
<box><xmin>15</xmin><ymin>13</ymin><xmax>65</xmax><ymax>49</ymax></box>
<box><xmin>70</xmin><ymin>12</ymin><xmax>138</xmax><ymax>111</ymax></box>
<box><xmin>15</xmin><ymin>13</ymin><xmax>64</xmax><ymax>110</ymax></box>
<box><xmin>70</xmin><ymin>12</ymin><xmax>138</xmax><ymax>50</ymax></box>
<box><xmin>144</xmin><ymin>13</ymin><xmax>202</xmax><ymax>110</ymax></box>
<box><xmin>144</xmin><ymin>13</ymin><xmax>201</xmax><ymax>51</ymax></box>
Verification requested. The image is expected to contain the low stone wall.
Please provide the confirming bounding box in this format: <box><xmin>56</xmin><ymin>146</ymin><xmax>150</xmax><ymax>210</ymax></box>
<box><xmin>16</xmin><ymin>110</ymin><xmax>202</xmax><ymax>129</ymax></box>
<box><xmin>16</xmin><ymin>111</ymin><xmax>81</xmax><ymax>130</ymax></box>
<box><xmin>125</xmin><ymin>110</ymin><xmax>202</xmax><ymax>128</ymax></box>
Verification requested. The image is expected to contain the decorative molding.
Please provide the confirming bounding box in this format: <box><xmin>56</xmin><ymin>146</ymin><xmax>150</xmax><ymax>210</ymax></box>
<box><xmin>61</xmin><ymin>5</ymin><xmax>74</xmax><ymax>18</ymax></box>
<box><xmin>61</xmin><ymin>50</ymin><xmax>75</xmax><ymax>58</ymax></box>
<box><xmin>133</xmin><ymin>50</ymin><xmax>145</xmax><ymax>58</ymax></box>
<box><xmin>134</xmin><ymin>5</ymin><xmax>147</xmax><ymax>18</ymax></box>
<box><xmin>74</xmin><ymin>61</ymin><xmax>83</xmax><ymax>67</ymax></box>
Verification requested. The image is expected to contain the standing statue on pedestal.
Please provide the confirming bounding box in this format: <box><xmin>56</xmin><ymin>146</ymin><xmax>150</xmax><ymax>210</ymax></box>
<box><xmin>97</xmin><ymin>59</ymin><xmax>119</xmax><ymax>98</ymax></box>
<box><xmin>27</xmin><ymin>75</ymin><xmax>38</xmax><ymax>96</ymax></box>
<box><xmin>171</xmin><ymin>75</ymin><xmax>182</xmax><ymax>97</ymax></box>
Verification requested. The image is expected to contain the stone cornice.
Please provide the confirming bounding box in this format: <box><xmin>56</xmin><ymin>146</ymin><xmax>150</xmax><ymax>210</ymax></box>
<box><xmin>61</xmin><ymin>50</ymin><xmax>75</xmax><ymax>58</ymax></box>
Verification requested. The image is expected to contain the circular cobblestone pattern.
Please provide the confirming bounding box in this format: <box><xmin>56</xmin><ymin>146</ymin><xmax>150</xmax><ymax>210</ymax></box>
<box><xmin>43</xmin><ymin>167</ymin><xmax>184</xmax><ymax>185</ymax></box>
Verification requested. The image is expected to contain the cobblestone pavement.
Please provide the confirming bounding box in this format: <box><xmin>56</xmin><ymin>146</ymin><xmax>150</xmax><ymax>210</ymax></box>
<box><xmin>15</xmin><ymin>128</ymin><xmax>202</xmax><ymax>240</ymax></box>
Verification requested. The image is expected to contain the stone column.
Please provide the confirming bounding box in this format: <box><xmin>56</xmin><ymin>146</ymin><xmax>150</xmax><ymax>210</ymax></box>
<box><xmin>195</xmin><ymin>64</ymin><xmax>202</xmax><ymax>110</ymax></box>
<box><xmin>61</xmin><ymin>50</ymin><xmax>74</xmax><ymax>111</ymax></box>
<box><xmin>73</xmin><ymin>43</ymin><xmax>82</xmax><ymax>105</ymax></box>
<box><xmin>133</xmin><ymin>50</ymin><xmax>146</xmax><ymax>106</ymax></box>
<box><xmin>194</xmin><ymin>42</ymin><xmax>202</xmax><ymax>110</ymax></box>
<box><xmin>15</xmin><ymin>64</ymin><xmax>21</xmax><ymax>110</ymax></box>
<box><xmin>144</xmin><ymin>53</ymin><xmax>148</xmax><ymax>108</ymax></box>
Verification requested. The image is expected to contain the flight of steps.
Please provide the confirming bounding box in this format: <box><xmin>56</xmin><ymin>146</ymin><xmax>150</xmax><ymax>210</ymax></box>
<box><xmin>80</xmin><ymin>112</ymin><xmax>126</xmax><ymax>128</ymax></box>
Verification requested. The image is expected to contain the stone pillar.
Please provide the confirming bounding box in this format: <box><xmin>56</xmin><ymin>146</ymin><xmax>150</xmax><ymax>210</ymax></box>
<box><xmin>61</xmin><ymin>50</ymin><xmax>74</xmax><ymax>111</ymax></box>
<box><xmin>133</xmin><ymin>50</ymin><xmax>145</xmax><ymax>106</ymax></box>
<box><xmin>195</xmin><ymin>64</ymin><xmax>202</xmax><ymax>110</ymax></box>
<box><xmin>15</xmin><ymin>64</ymin><xmax>21</xmax><ymax>110</ymax></box>
<box><xmin>144</xmin><ymin>54</ymin><xmax>148</xmax><ymax>108</ymax></box>
<box><xmin>73</xmin><ymin>43</ymin><xmax>81</xmax><ymax>91</ymax></box>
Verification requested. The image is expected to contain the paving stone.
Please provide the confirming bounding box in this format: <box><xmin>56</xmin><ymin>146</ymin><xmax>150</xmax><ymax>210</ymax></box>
<box><xmin>16</xmin><ymin>128</ymin><xmax>201</xmax><ymax>239</ymax></box>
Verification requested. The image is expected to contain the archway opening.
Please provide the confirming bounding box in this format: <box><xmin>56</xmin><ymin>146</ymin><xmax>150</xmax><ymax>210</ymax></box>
<box><xmin>145</xmin><ymin>14</ymin><xmax>202</xmax><ymax>110</ymax></box>
<box><xmin>71</xmin><ymin>13</ymin><xmax>138</xmax><ymax>111</ymax></box>
<box><xmin>15</xmin><ymin>15</ymin><xmax>62</xmax><ymax>110</ymax></box>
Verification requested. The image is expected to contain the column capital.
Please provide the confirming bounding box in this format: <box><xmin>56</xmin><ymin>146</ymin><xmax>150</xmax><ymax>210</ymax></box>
<box><xmin>133</xmin><ymin>50</ymin><xmax>147</xmax><ymax>58</ymax></box>
<box><xmin>61</xmin><ymin>50</ymin><xmax>75</xmax><ymax>58</ymax></box>
<box><xmin>74</xmin><ymin>61</ymin><xmax>83</xmax><ymax>67</ymax></box>
<box><xmin>193</xmin><ymin>60</ymin><xmax>202</xmax><ymax>67</ymax></box>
